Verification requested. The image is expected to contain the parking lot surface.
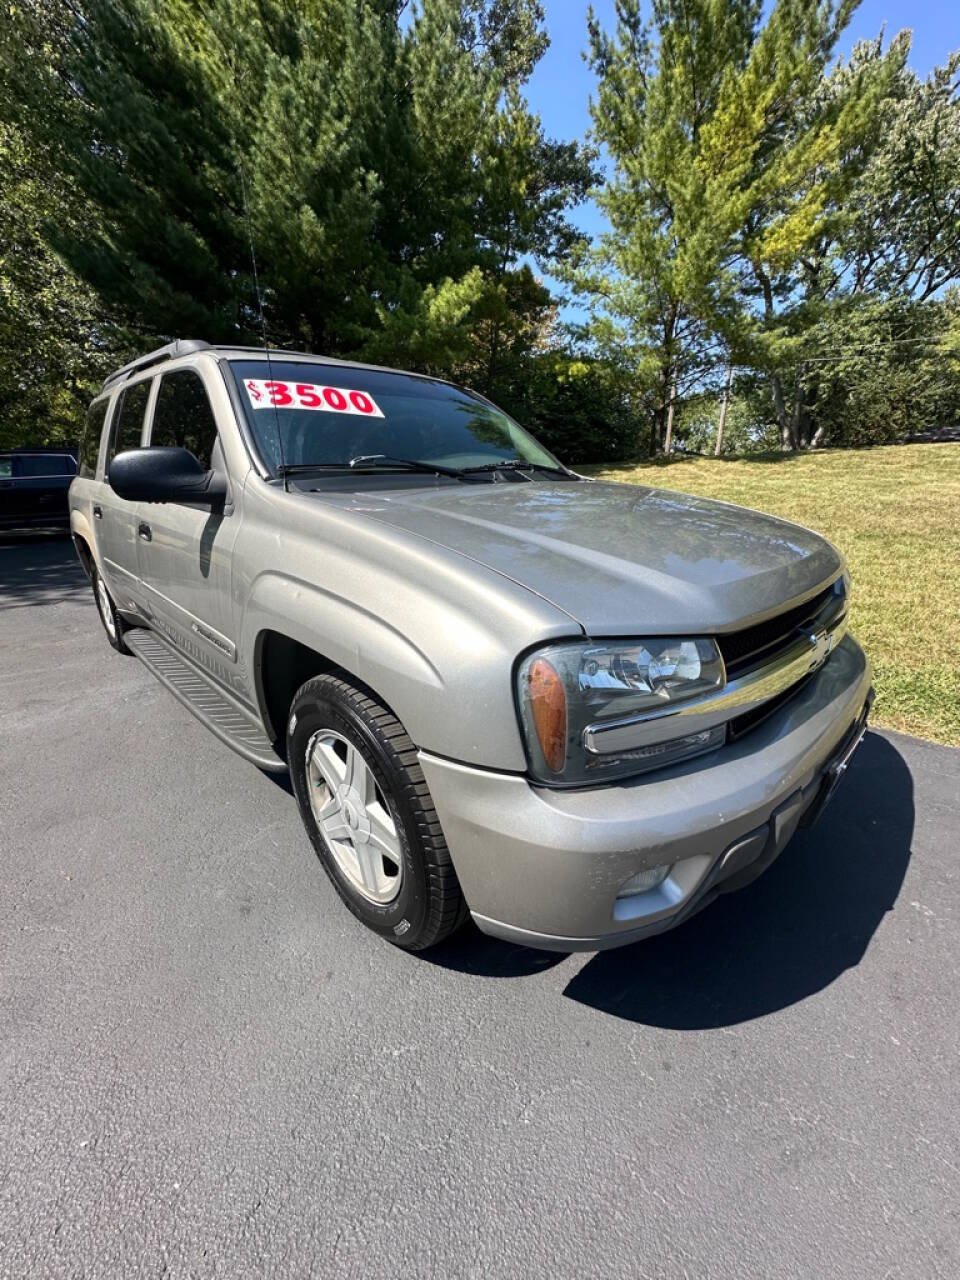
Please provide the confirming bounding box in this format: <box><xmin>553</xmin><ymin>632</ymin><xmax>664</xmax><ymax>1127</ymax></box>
<box><xmin>2</xmin><ymin>533</ymin><xmax>959</xmax><ymax>1278</ymax></box>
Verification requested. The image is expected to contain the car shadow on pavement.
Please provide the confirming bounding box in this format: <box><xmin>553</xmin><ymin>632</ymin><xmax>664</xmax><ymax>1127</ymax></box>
<box><xmin>563</xmin><ymin>731</ymin><xmax>913</xmax><ymax>1028</ymax></box>
<box><xmin>427</xmin><ymin>918</ymin><xmax>571</xmax><ymax>977</ymax></box>
<box><xmin>0</xmin><ymin>531</ymin><xmax>88</xmax><ymax>609</ymax></box>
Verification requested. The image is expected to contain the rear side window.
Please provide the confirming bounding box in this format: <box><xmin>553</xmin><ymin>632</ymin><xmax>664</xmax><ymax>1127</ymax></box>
<box><xmin>17</xmin><ymin>454</ymin><xmax>76</xmax><ymax>477</ymax></box>
<box><xmin>150</xmin><ymin>369</ymin><xmax>219</xmax><ymax>470</ymax></box>
<box><xmin>80</xmin><ymin>401</ymin><xmax>108</xmax><ymax>478</ymax></box>
<box><xmin>109</xmin><ymin>379</ymin><xmax>151</xmax><ymax>467</ymax></box>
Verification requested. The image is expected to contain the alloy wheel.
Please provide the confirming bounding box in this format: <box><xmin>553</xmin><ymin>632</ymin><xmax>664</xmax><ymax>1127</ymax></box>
<box><xmin>305</xmin><ymin>729</ymin><xmax>403</xmax><ymax>904</ymax></box>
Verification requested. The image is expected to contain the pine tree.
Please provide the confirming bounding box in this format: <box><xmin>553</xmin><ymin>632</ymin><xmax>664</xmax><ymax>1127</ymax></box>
<box><xmin>0</xmin><ymin>121</ymin><xmax>127</xmax><ymax>448</ymax></box>
<box><xmin>4</xmin><ymin>0</ymin><xmax>594</xmax><ymax>379</ymax></box>
<box><xmin>0</xmin><ymin>1</ymin><xmax>129</xmax><ymax>446</ymax></box>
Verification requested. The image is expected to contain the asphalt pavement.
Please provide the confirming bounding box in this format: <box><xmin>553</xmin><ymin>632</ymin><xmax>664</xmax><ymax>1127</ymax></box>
<box><xmin>2</xmin><ymin>532</ymin><xmax>959</xmax><ymax>1279</ymax></box>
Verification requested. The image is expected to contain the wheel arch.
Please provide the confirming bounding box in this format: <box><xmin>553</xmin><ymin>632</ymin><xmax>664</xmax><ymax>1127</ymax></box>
<box><xmin>256</xmin><ymin>629</ymin><xmax>338</xmax><ymax>745</ymax></box>
<box><xmin>72</xmin><ymin>531</ymin><xmax>95</xmax><ymax>581</ymax></box>
<box><xmin>245</xmin><ymin>571</ymin><xmax>446</xmax><ymax>755</ymax></box>
<box><xmin>255</xmin><ymin>630</ymin><xmax>409</xmax><ymax>750</ymax></box>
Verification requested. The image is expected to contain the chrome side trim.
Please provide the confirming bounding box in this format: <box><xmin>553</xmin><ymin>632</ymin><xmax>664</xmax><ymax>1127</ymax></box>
<box><xmin>190</xmin><ymin>619</ymin><xmax>237</xmax><ymax>660</ymax></box>
<box><xmin>583</xmin><ymin>614</ymin><xmax>848</xmax><ymax>755</ymax></box>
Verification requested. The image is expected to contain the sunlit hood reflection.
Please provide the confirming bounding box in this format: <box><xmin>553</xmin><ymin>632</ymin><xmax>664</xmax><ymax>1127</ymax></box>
<box><xmin>321</xmin><ymin>480</ymin><xmax>842</xmax><ymax>634</ymax></box>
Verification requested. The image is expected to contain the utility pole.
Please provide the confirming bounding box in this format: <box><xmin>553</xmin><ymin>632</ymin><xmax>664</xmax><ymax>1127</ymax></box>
<box><xmin>663</xmin><ymin>378</ymin><xmax>677</xmax><ymax>456</ymax></box>
<box><xmin>715</xmin><ymin>361</ymin><xmax>732</xmax><ymax>457</ymax></box>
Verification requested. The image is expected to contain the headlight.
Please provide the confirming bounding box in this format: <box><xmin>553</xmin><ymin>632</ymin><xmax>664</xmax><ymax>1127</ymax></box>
<box><xmin>517</xmin><ymin>638</ymin><xmax>726</xmax><ymax>785</ymax></box>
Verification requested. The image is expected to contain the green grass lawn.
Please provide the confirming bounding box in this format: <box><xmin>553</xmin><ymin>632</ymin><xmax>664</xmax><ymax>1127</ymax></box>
<box><xmin>585</xmin><ymin>443</ymin><xmax>960</xmax><ymax>747</ymax></box>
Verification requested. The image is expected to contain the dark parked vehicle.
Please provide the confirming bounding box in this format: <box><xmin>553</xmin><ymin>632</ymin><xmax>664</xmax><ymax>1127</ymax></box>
<box><xmin>0</xmin><ymin>448</ymin><xmax>77</xmax><ymax>530</ymax></box>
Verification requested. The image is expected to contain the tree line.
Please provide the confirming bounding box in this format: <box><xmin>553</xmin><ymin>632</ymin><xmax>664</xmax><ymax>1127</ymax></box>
<box><xmin>1</xmin><ymin>0</ymin><xmax>958</xmax><ymax>461</ymax></box>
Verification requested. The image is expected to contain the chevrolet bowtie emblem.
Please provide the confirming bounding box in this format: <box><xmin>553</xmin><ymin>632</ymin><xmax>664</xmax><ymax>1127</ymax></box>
<box><xmin>805</xmin><ymin>627</ymin><xmax>835</xmax><ymax>672</ymax></box>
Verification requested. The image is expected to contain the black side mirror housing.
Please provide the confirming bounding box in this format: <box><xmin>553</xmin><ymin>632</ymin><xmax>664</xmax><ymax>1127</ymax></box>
<box><xmin>109</xmin><ymin>447</ymin><xmax>227</xmax><ymax>506</ymax></box>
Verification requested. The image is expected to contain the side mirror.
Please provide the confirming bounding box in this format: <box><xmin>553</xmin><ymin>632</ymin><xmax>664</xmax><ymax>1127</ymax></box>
<box><xmin>109</xmin><ymin>447</ymin><xmax>227</xmax><ymax>506</ymax></box>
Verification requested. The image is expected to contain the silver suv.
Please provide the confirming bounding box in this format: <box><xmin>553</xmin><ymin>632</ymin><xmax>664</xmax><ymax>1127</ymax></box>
<box><xmin>70</xmin><ymin>340</ymin><xmax>872</xmax><ymax>952</ymax></box>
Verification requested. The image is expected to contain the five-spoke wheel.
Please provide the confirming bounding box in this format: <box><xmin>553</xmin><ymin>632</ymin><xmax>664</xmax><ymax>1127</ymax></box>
<box><xmin>288</xmin><ymin>672</ymin><xmax>467</xmax><ymax>950</ymax></box>
<box><xmin>305</xmin><ymin>729</ymin><xmax>403</xmax><ymax>905</ymax></box>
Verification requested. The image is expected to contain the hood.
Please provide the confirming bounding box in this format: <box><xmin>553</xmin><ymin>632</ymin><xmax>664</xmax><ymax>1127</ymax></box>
<box><xmin>313</xmin><ymin>479</ymin><xmax>842</xmax><ymax>635</ymax></box>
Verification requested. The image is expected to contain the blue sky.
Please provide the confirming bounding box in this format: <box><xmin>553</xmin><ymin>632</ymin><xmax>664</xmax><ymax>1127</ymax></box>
<box><xmin>524</xmin><ymin>0</ymin><xmax>959</xmax><ymax>311</ymax></box>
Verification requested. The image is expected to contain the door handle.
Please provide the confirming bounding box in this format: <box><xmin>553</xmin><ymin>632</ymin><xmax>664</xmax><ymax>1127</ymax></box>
<box><xmin>138</xmin><ymin>521</ymin><xmax>152</xmax><ymax>542</ymax></box>
<box><xmin>93</xmin><ymin>504</ymin><xmax>102</xmax><ymax>519</ymax></box>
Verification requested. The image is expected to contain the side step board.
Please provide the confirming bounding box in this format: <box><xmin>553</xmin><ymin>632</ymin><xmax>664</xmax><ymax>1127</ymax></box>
<box><xmin>124</xmin><ymin>627</ymin><xmax>287</xmax><ymax>773</ymax></box>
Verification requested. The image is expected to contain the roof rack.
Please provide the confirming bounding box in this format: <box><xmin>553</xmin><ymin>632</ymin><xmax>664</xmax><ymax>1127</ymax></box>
<box><xmin>213</xmin><ymin>344</ymin><xmax>340</xmax><ymax>362</ymax></box>
<box><xmin>100</xmin><ymin>339</ymin><xmax>212</xmax><ymax>392</ymax></box>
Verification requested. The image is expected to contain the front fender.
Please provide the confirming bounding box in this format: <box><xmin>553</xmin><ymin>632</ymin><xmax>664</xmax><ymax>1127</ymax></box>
<box><xmin>233</xmin><ymin>475</ymin><xmax>582</xmax><ymax>770</ymax></box>
<box><xmin>241</xmin><ymin>568</ymin><xmax>541</xmax><ymax>771</ymax></box>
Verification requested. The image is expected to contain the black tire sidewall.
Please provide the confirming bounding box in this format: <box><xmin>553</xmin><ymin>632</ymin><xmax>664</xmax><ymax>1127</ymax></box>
<box><xmin>288</xmin><ymin>683</ymin><xmax>432</xmax><ymax>946</ymax></box>
<box><xmin>92</xmin><ymin>565</ymin><xmax>127</xmax><ymax>653</ymax></box>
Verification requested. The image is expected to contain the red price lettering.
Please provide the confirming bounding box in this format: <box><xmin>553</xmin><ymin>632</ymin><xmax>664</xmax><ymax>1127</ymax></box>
<box><xmin>349</xmin><ymin>391</ymin><xmax>375</xmax><ymax>415</ymax></box>
<box><xmin>323</xmin><ymin>387</ymin><xmax>347</xmax><ymax>411</ymax></box>
<box><xmin>296</xmin><ymin>383</ymin><xmax>322</xmax><ymax>408</ymax></box>
<box><xmin>265</xmin><ymin>380</ymin><xmax>293</xmax><ymax>407</ymax></box>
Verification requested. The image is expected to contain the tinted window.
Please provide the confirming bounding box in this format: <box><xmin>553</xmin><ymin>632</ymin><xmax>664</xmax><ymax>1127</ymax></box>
<box><xmin>0</xmin><ymin>458</ymin><xmax>11</xmax><ymax>478</ymax></box>
<box><xmin>80</xmin><ymin>400</ymin><xmax>108</xmax><ymax>478</ymax></box>
<box><xmin>150</xmin><ymin>370</ymin><xmax>219</xmax><ymax>470</ymax></box>
<box><xmin>110</xmin><ymin>379</ymin><xmax>151</xmax><ymax>466</ymax></box>
<box><xmin>228</xmin><ymin>360</ymin><xmax>560</xmax><ymax>474</ymax></box>
<box><xmin>17</xmin><ymin>454</ymin><xmax>76</xmax><ymax>477</ymax></box>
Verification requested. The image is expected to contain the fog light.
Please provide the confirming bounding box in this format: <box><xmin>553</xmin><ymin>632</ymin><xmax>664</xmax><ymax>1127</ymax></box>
<box><xmin>616</xmin><ymin>863</ymin><xmax>672</xmax><ymax>899</ymax></box>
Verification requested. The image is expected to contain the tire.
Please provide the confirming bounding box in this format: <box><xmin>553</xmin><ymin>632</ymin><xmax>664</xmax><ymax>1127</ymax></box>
<box><xmin>92</xmin><ymin>563</ymin><xmax>131</xmax><ymax>654</ymax></box>
<box><xmin>287</xmin><ymin>672</ymin><xmax>468</xmax><ymax>951</ymax></box>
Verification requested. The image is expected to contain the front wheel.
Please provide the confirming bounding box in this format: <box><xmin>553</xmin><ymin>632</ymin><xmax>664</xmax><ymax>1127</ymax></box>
<box><xmin>287</xmin><ymin>672</ymin><xmax>467</xmax><ymax>951</ymax></box>
<box><xmin>91</xmin><ymin>563</ymin><xmax>131</xmax><ymax>654</ymax></box>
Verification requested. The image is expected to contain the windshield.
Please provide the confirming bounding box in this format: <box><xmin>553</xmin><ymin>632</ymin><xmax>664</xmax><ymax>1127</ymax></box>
<box><xmin>228</xmin><ymin>360</ymin><xmax>562</xmax><ymax>475</ymax></box>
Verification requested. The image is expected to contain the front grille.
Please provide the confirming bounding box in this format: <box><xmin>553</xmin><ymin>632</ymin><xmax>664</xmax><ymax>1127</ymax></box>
<box><xmin>728</xmin><ymin>674</ymin><xmax>813</xmax><ymax>740</ymax></box>
<box><xmin>716</xmin><ymin>580</ymin><xmax>845</xmax><ymax>679</ymax></box>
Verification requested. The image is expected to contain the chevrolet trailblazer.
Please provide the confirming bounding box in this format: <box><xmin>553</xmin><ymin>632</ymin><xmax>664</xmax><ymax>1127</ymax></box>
<box><xmin>69</xmin><ymin>340</ymin><xmax>872</xmax><ymax>951</ymax></box>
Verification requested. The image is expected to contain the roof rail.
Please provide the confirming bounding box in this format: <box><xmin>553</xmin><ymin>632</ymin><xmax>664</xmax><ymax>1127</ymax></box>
<box><xmin>100</xmin><ymin>339</ymin><xmax>213</xmax><ymax>392</ymax></box>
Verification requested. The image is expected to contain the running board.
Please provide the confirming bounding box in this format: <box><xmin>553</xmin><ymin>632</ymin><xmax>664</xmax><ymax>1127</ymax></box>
<box><xmin>124</xmin><ymin>627</ymin><xmax>286</xmax><ymax>772</ymax></box>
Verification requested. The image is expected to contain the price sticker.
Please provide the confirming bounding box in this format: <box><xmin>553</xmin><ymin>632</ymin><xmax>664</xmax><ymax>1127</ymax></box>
<box><xmin>244</xmin><ymin>379</ymin><xmax>384</xmax><ymax>418</ymax></box>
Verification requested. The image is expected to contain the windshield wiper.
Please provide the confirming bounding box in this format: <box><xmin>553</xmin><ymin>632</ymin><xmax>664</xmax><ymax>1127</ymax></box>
<box><xmin>275</xmin><ymin>463</ymin><xmax>351</xmax><ymax>475</ymax></box>
<box><xmin>275</xmin><ymin>455</ymin><xmax>571</xmax><ymax>483</ymax></box>
<box><xmin>275</xmin><ymin>457</ymin><xmax>474</xmax><ymax>482</ymax></box>
<box><xmin>347</xmin><ymin>454</ymin><xmax>471</xmax><ymax>479</ymax></box>
<box><xmin>458</xmin><ymin>459</ymin><xmax>577</xmax><ymax>478</ymax></box>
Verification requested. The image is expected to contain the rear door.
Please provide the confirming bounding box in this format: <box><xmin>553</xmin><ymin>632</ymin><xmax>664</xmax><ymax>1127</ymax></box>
<box><xmin>70</xmin><ymin>393</ymin><xmax>112</xmax><ymax>547</ymax></box>
<box><xmin>94</xmin><ymin>376</ymin><xmax>153</xmax><ymax>611</ymax></box>
<box><xmin>136</xmin><ymin>365</ymin><xmax>241</xmax><ymax>693</ymax></box>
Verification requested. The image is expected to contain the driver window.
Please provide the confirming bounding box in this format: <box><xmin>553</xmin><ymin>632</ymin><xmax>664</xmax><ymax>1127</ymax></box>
<box><xmin>108</xmin><ymin>379</ymin><xmax>151</xmax><ymax>472</ymax></box>
<box><xmin>150</xmin><ymin>370</ymin><xmax>220</xmax><ymax>470</ymax></box>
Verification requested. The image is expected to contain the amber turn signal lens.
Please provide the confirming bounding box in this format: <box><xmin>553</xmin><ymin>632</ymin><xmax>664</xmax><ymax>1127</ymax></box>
<box><xmin>527</xmin><ymin>657</ymin><xmax>567</xmax><ymax>773</ymax></box>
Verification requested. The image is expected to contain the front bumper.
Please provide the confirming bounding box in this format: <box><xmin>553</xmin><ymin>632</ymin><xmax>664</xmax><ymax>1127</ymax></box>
<box><xmin>419</xmin><ymin>634</ymin><xmax>872</xmax><ymax>951</ymax></box>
